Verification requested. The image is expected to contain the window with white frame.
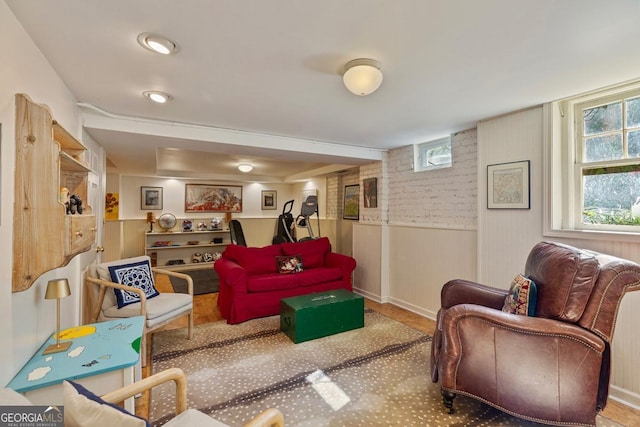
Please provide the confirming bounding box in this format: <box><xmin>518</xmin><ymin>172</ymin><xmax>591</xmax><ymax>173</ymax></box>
<box><xmin>551</xmin><ymin>80</ymin><xmax>640</xmax><ymax>234</ymax></box>
<box><xmin>414</xmin><ymin>136</ymin><xmax>452</xmax><ymax>172</ymax></box>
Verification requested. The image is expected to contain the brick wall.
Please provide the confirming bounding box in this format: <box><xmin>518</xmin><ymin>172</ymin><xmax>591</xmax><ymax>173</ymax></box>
<box><xmin>386</xmin><ymin>129</ymin><xmax>477</xmax><ymax>227</ymax></box>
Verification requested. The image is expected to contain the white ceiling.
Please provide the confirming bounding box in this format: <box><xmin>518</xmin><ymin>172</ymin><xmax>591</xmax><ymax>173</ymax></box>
<box><xmin>8</xmin><ymin>0</ymin><xmax>640</xmax><ymax>181</ymax></box>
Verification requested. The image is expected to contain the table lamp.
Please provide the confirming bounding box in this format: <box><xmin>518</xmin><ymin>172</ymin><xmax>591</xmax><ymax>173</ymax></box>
<box><xmin>43</xmin><ymin>278</ymin><xmax>73</xmax><ymax>355</ymax></box>
<box><xmin>146</xmin><ymin>212</ymin><xmax>155</xmax><ymax>232</ymax></box>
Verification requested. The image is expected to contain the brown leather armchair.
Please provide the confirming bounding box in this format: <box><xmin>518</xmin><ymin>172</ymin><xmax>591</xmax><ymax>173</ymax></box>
<box><xmin>430</xmin><ymin>241</ymin><xmax>640</xmax><ymax>426</ymax></box>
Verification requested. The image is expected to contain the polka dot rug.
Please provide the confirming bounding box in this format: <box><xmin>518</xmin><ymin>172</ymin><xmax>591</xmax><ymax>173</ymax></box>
<box><xmin>150</xmin><ymin>310</ymin><xmax>621</xmax><ymax>427</ymax></box>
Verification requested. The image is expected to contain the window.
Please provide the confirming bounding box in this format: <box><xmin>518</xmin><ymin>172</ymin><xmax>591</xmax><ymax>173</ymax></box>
<box><xmin>549</xmin><ymin>80</ymin><xmax>640</xmax><ymax>236</ymax></box>
<box><xmin>414</xmin><ymin>136</ymin><xmax>452</xmax><ymax>172</ymax></box>
<box><xmin>576</xmin><ymin>91</ymin><xmax>640</xmax><ymax>228</ymax></box>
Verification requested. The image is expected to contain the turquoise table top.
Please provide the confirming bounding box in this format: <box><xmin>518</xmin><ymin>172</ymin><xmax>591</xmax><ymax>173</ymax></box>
<box><xmin>7</xmin><ymin>316</ymin><xmax>144</xmax><ymax>393</ymax></box>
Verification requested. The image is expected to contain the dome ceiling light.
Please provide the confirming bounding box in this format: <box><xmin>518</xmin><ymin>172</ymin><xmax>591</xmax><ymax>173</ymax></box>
<box><xmin>143</xmin><ymin>91</ymin><xmax>171</xmax><ymax>103</ymax></box>
<box><xmin>137</xmin><ymin>33</ymin><xmax>177</xmax><ymax>55</ymax></box>
<box><xmin>238</xmin><ymin>164</ymin><xmax>253</xmax><ymax>173</ymax></box>
<box><xmin>342</xmin><ymin>58</ymin><xmax>383</xmax><ymax>96</ymax></box>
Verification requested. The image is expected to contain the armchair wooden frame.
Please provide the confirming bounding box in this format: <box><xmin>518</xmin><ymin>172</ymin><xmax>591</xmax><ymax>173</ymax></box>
<box><xmin>85</xmin><ymin>267</ymin><xmax>194</xmax><ymax>366</ymax></box>
<box><xmin>101</xmin><ymin>367</ymin><xmax>284</xmax><ymax>427</ymax></box>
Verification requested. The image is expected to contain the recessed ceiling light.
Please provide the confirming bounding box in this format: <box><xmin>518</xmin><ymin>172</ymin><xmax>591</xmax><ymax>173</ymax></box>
<box><xmin>238</xmin><ymin>164</ymin><xmax>253</xmax><ymax>173</ymax></box>
<box><xmin>143</xmin><ymin>91</ymin><xmax>171</xmax><ymax>103</ymax></box>
<box><xmin>137</xmin><ymin>33</ymin><xmax>177</xmax><ymax>55</ymax></box>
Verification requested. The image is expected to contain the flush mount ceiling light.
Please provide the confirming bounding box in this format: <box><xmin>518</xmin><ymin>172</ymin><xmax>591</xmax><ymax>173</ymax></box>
<box><xmin>342</xmin><ymin>58</ymin><xmax>383</xmax><ymax>96</ymax></box>
<box><xmin>143</xmin><ymin>91</ymin><xmax>171</xmax><ymax>104</ymax></box>
<box><xmin>137</xmin><ymin>33</ymin><xmax>177</xmax><ymax>55</ymax></box>
<box><xmin>238</xmin><ymin>164</ymin><xmax>253</xmax><ymax>173</ymax></box>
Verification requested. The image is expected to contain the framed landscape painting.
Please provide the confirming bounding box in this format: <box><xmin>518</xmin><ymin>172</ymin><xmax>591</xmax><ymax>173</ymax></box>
<box><xmin>343</xmin><ymin>184</ymin><xmax>360</xmax><ymax>220</ymax></box>
<box><xmin>185</xmin><ymin>184</ymin><xmax>243</xmax><ymax>213</ymax></box>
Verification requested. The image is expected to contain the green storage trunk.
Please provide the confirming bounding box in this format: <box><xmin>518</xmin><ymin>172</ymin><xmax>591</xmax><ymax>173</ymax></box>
<box><xmin>280</xmin><ymin>289</ymin><xmax>364</xmax><ymax>343</ymax></box>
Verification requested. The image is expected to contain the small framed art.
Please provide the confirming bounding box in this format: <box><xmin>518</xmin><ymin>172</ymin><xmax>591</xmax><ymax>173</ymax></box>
<box><xmin>262</xmin><ymin>190</ymin><xmax>277</xmax><ymax>210</ymax></box>
<box><xmin>343</xmin><ymin>184</ymin><xmax>360</xmax><ymax>220</ymax></box>
<box><xmin>363</xmin><ymin>177</ymin><xmax>378</xmax><ymax>208</ymax></box>
<box><xmin>487</xmin><ymin>160</ymin><xmax>530</xmax><ymax>209</ymax></box>
<box><xmin>141</xmin><ymin>186</ymin><xmax>163</xmax><ymax>210</ymax></box>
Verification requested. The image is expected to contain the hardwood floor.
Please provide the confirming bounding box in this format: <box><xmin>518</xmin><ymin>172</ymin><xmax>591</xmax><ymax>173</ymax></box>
<box><xmin>135</xmin><ymin>279</ymin><xmax>640</xmax><ymax>426</ymax></box>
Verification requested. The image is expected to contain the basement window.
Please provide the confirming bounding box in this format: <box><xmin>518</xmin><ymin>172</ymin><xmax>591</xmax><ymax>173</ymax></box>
<box><xmin>414</xmin><ymin>136</ymin><xmax>452</xmax><ymax>172</ymax></box>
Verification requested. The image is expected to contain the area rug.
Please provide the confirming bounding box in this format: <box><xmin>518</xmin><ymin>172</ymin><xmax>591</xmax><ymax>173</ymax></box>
<box><xmin>168</xmin><ymin>269</ymin><xmax>219</xmax><ymax>295</ymax></box>
<box><xmin>150</xmin><ymin>310</ymin><xmax>622</xmax><ymax>427</ymax></box>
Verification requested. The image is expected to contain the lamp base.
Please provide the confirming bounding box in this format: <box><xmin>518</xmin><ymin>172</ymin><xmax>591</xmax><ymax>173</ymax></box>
<box><xmin>43</xmin><ymin>341</ymin><xmax>72</xmax><ymax>355</ymax></box>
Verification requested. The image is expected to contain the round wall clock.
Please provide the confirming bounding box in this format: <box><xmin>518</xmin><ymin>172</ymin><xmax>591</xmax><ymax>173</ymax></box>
<box><xmin>157</xmin><ymin>213</ymin><xmax>177</xmax><ymax>231</ymax></box>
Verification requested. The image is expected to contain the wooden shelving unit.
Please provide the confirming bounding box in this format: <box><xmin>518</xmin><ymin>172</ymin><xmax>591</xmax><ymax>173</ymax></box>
<box><xmin>12</xmin><ymin>94</ymin><xmax>96</xmax><ymax>292</ymax></box>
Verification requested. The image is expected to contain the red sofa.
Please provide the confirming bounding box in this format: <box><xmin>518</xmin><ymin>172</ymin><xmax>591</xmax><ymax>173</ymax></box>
<box><xmin>214</xmin><ymin>237</ymin><xmax>357</xmax><ymax>324</ymax></box>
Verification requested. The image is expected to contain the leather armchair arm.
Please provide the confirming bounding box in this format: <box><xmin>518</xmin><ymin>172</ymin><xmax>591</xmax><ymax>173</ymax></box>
<box><xmin>441</xmin><ymin>279</ymin><xmax>509</xmax><ymax>310</ymax></box>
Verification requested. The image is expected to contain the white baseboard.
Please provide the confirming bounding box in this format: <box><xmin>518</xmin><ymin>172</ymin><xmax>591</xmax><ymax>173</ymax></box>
<box><xmin>609</xmin><ymin>384</ymin><xmax>640</xmax><ymax>411</ymax></box>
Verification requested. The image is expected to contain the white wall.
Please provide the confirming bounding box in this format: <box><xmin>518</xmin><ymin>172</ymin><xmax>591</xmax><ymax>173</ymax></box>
<box><xmin>1</xmin><ymin>2</ymin><xmax>99</xmax><ymax>386</ymax></box>
<box><xmin>477</xmin><ymin>106</ymin><xmax>640</xmax><ymax>407</ymax></box>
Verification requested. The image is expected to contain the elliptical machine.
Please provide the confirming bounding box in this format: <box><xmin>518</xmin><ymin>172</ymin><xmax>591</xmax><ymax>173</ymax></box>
<box><xmin>272</xmin><ymin>195</ymin><xmax>321</xmax><ymax>244</ymax></box>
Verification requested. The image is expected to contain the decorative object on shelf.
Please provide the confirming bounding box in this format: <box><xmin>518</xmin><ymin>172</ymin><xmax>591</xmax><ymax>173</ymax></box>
<box><xmin>182</xmin><ymin>219</ymin><xmax>193</xmax><ymax>232</ymax></box>
<box><xmin>202</xmin><ymin>252</ymin><xmax>214</xmax><ymax>262</ymax></box>
<box><xmin>191</xmin><ymin>253</ymin><xmax>204</xmax><ymax>263</ymax></box>
<box><xmin>157</xmin><ymin>213</ymin><xmax>177</xmax><ymax>231</ymax></box>
<box><xmin>363</xmin><ymin>177</ymin><xmax>378</xmax><ymax>208</ymax></box>
<box><xmin>146</xmin><ymin>212</ymin><xmax>155</xmax><ymax>232</ymax></box>
<box><xmin>141</xmin><ymin>186</ymin><xmax>163</xmax><ymax>210</ymax></box>
<box><xmin>212</xmin><ymin>252</ymin><xmax>222</xmax><ymax>261</ymax></box>
<box><xmin>210</xmin><ymin>218</ymin><xmax>222</xmax><ymax>230</ymax></box>
<box><xmin>261</xmin><ymin>190</ymin><xmax>277</xmax><ymax>210</ymax></box>
<box><xmin>197</xmin><ymin>222</ymin><xmax>207</xmax><ymax>231</ymax></box>
<box><xmin>105</xmin><ymin>192</ymin><xmax>119</xmax><ymax>220</ymax></box>
<box><xmin>487</xmin><ymin>160</ymin><xmax>530</xmax><ymax>209</ymax></box>
<box><xmin>153</xmin><ymin>241</ymin><xmax>171</xmax><ymax>247</ymax></box>
<box><xmin>187</xmin><ymin>240</ymin><xmax>199</xmax><ymax>245</ymax></box>
<box><xmin>166</xmin><ymin>259</ymin><xmax>185</xmax><ymax>266</ymax></box>
<box><xmin>59</xmin><ymin>186</ymin><xmax>70</xmax><ymax>204</ymax></box>
<box><xmin>213</xmin><ymin>237</ymin><xmax>223</xmax><ymax>244</ymax></box>
<box><xmin>43</xmin><ymin>278</ymin><xmax>73</xmax><ymax>355</ymax></box>
<box><xmin>185</xmin><ymin>184</ymin><xmax>243</xmax><ymax>213</ymax></box>
<box><xmin>343</xmin><ymin>184</ymin><xmax>360</xmax><ymax>220</ymax></box>
<box><xmin>67</xmin><ymin>194</ymin><xmax>84</xmax><ymax>214</ymax></box>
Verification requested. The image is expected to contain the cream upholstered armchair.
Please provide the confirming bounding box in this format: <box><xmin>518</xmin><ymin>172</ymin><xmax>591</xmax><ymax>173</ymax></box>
<box><xmin>86</xmin><ymin>256</ymin><xmax>193</xmax><ymax>366</ymax></box>
<box><xmin>2</xmin><ymin>368</ymin><xmax>284</xmax><ymax>427</ymax></box>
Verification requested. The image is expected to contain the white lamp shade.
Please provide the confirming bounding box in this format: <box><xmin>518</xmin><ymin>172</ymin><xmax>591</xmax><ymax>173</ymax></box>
<box><xmin>343</xmin><ymin>59</ymin><xmax>383</xmax><ymax>96</ymax></box>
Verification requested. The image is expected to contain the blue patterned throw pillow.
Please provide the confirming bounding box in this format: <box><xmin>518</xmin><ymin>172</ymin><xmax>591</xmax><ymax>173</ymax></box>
<box><xmin>108</xmin><ymin>260</ymin><xmax>159</xmax><ymax>308</ymax></box>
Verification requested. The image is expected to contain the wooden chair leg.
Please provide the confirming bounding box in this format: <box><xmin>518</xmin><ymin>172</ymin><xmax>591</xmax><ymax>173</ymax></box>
<box><xmin>141</xmin><ymin>332</ymin><xmax>147</xmax><ymax>368</ymax></box>
<box><xmin>187</xmin><ymin>311</ymin><xmax>193</xmax><ymax>340</ymax></box>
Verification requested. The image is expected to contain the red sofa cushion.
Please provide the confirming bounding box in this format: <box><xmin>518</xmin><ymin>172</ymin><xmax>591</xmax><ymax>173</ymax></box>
<box><xmin>247</xmin><ymin>273</ymin><xmax>301</xmax><ymax>292</ymax></box>
<box><xmin>223</xmin><ymin>244</ymin><xmax>283</xmax><ymax>275</ymax></box>
<box><xmin>297</xmin><ymin>267</ymin><xmax>342</xmax><ymax>287</ymax></box>
<box><xmin>281</xmin><ymin>237</ymin><xmax>331</xmax><ymax>268</ymax></box>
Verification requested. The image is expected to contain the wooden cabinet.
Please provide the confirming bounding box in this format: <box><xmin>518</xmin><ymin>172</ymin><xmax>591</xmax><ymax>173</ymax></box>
<box><xmin>12</xmin><ymin>94</ymin><xmax>96</xmax><ymax>292</ymax></box>
<box><xmin>145</xmin><ymin>226</ymin><xmax>230</xmax><ymax>271</ymax></box>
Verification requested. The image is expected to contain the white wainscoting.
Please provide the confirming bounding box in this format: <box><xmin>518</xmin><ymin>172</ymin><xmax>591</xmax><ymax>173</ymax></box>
<box><xmin>354</xmin><ymin>223</ymin><xmax>477</xmax><ymax>320</ymax></box>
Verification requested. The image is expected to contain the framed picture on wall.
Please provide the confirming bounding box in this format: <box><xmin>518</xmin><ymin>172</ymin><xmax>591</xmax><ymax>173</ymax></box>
<box><xmin>261</xmin><ymin>190</ymin><xmax>277</xmax><ymax>210</ymax></box>
<box><xmin>140</xmin><ymin>186</ymin><xmax>163</xmax><ymax>210</ymax></box>
<box><xmin>363</xmin><ymin>177</ymin><xmax>378</xmax><ymax>208</ymax></box>
<box><xmin>343</xmin><ymin>184</ymin><xmax>360</xmax><ymax>220</ymax></box>
<box><xmin>487</xmin><ymin>160</ymin><xmax>530</xmax><ymax>209</ymax></box>
<box><xmin>185</xmin><ymin>184</ymin><xmax>243</xmax><ymax>212</ymax></box>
